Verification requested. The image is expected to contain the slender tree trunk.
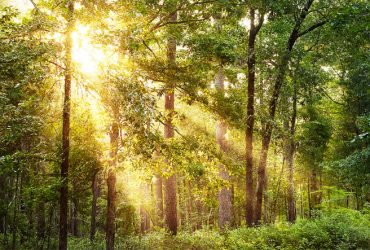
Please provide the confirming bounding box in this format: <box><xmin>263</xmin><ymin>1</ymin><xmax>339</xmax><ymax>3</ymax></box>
<box><xmin>215</xmin><ymin>65</ymin><xmax>232</xmax><ymax>230</ymax></box>
<box><xmin>59</xmin><ymin>2</ymin><xmax>74</xmax><ymax>249</ymax></box>
<box><xmin>37</xmin><ymin>201</ymin><xmax>45</xmax><ymax>240</ymax></box>
<box><xmin>187</xmin><ymin>180</ymin><xmax>193</xmax><ymax>229</ymax></box>
<box><xmin>69</xmin><ymin>200</ymin><xmax>73</xmax><ymax>234</ymax></box>
<box><xmin>245</xmin><ymin>8</ymin><xmax>263</xmax><ymax>227</ymax></box>
<box><xmin>37</xmin><ymin>166</ymin><xmax>46</xmax><ymax>241</ymax></box>
<box><xmin>163</xmin><ymin>11</ymin><xmax>178</xmax><ymax>235</ymax></box>
<box><xmin>287</xmin><ymin>81</ymin><xmax>297</xmax><ymax>223</ymax></box>
<box><xmin>310</xmin><ymin>169</ymin><xmax>320</xmax><ymax>210</ymax></box>
<box><xmin>11</xmin><ymin>171</ymin><xmax>19</xmax><ymax>250</ymax></box>
<box><xmin>140</xmin><ymin>183</ymin><xmax>150</xmax><ymax>233</ymax></box>
<box><xmin>71</xmin><ymin>197</ymin><xmax>78</xmax><ymax>237</ymax></box>
<box><xmin>255</xmin><ymin>0</ymin><xmax>316</xmax><ymax>224</ymax></box>
<box><xmin>154</xmin><ymin>174</ymin><xmax>163</xmax><ymax>226</ymax></box>
<box><xmin>263</xmin><ymin>176</ymin><xmax>269</xmax><ymax>223</ymax></box>
<box><xmin>46</xmin><ymin>203</ymin><xmax>55</xmax><ymax>250</ymax></box>
<box><xmin>255</xmin><ymin>137</ymin><xmax>269</xmax><ymax>224</ymax></box>
<box><xmin>300</xmin><ymin>185</ymin><xmax>304</xmax><ymax>218</ymax></box>
<box><xmin>178</xmin><ymin>178</ymin><xmax>185</xmax><ymax>228</ymax></box>
<box><xmin>307</xmin><ymin>177</ymin><xmax>312</xmax><ymax>217</ymax></box>
<box><xmin>140</xmin><ymin>206</ymin><xmax>150</xmax><ymax>233</ymax></box>
<box><xmin>106</xmin><ymin>108</ymin><xmax>119</xmax><ymax>250</ymax></box>
<box><xmin>90</xmin><ymin>172</ymin><xmax>99</xmax><ymax>241</ymax></box>
<box><xmin>195</xmin><ymin>199</ymin><xmax>203</xmax><ymax>230</ymax></box>
<box><xmin>0</xmin><ymin>176</ymin><xmax>5</xmax><ymax>234</ymax></box>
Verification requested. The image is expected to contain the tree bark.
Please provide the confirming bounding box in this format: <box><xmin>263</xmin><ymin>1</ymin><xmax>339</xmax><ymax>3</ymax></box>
<box><xmin>245</xmin><ymin>8</ymin><xmax>263</xmax><ymax>227</ymax></box>
<box><xmin>140</xmin><ymin>183</ymin><xmax>150</xmax><ymax>233</ymax></box>
<box><xmin>154</xmin><ymin>174</ymin><xmax>164</xmax><ymax>226</ymax></box>
<box><xmin>59</xmin><ymin>2</ymin><xmax>74</xmax><ymax>249</ymax></box>
<box><xmin>287</xmin><ymin>81</ymin><xmax>297</xmax><ymax>223</ymax></box>
<box><xmin>11</xmin><ymin>171</ymin><xmax>19</xmax><ymax>250</ymax></box>
<box><xmin>106</xmin><ymin>108</ymin><xmax>119</xmax><ymax>250</ymax></box>
<box><xmin>37</xmin><ymin>201</ymin><xmax>45</xmax><ymax>240</ymax></box>
<box><xmin>254</xmin><ymin>0</ymin><xmax>316</xmax><ymax>224</ymax></box>
<box><xmin>90</xmin><ymin>172</ymin><xmax>99</xmax><ymax>241</ymax></box>
<box><xmin>215</xmin><ymin>65</ymin><xmax>232</xmax><ymax>230</ymax></box>
<box><xmin>163</xmin><ymin>11</ymin><xmax>178</xmax><ymax>235</ymax></box>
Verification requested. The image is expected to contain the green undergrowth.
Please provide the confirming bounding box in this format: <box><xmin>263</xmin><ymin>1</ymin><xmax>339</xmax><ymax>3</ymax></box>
<box><xmin>67</xmin><ymin>209</ymin><xmax>370</xmax><ymax>250</ymax></box>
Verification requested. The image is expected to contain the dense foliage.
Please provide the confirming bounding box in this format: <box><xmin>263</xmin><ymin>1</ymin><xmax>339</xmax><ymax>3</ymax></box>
<box><xmin>66</xmin><ymin>210</ymin><xmax>370</xmax><ymax>250</ymax></box>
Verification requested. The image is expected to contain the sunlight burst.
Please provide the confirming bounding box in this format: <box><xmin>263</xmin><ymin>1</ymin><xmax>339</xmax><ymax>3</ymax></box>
<box><xmin>72</xmin><ymin>24</ymin><xmax>106</xmax><ymax>76</ymax></box>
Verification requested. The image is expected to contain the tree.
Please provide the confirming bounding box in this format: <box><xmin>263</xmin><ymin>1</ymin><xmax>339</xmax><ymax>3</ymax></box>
<box><xmin>245</xmin><ymin>7</ymin><xmax>264</xmax><ymax>227</ymax></box>
<box><xmin>106</xmin><ymin>106</ymin><xmax>119</xmax><ymax>250</ymax></box>
<box><xmin>254</xmin><ymin>0</ymin><xmax>326</xmax><ymax>224</ymax></box>
<box><xmin>163</xmin><ymin>10</ymin><xmax>178</xmax><ymax>235</ymax></box>
<box><xmin>215</xmin><ymin>64</ymin><xmax>233</xmax><ymax>229</ymax></box>
<box><xmin>286</xmin><ymin>74</ymin><xmax>298</xmax><ymax>222</ymax></box>
<box><xmin>59</xmin><ymin>1</ymin><xmax>74</xmax><ymax>249</ymax></box>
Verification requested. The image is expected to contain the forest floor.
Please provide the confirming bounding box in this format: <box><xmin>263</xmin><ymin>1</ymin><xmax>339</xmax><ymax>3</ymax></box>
<box><xmin>66</xmin><ymin>209</ymin><xmax>370</xmax><ymax>250</ymax></box>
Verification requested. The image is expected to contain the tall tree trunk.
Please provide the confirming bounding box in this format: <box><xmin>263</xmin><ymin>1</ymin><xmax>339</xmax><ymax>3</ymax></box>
<box><xmin>90</xmin><ymin>172</ymin><xmax>99</xmax><ymax>241</ymax></box>
<box><xmin>37</xmin><ymin>201</ymin><xmax>45</xmax><ymax>240</ymax></box>
<box><xmin>287</xmin><ymin>81</ymin><xmax>297</xmax><ymax>223</ymax></box>
<box><xmin>195</xmin><ymin>198</ymin><xmax>203</xmax><ymax>230</ymax></box>
<box><xmin>106</xmin><ymin>108</ymin><xmax>119</xmax><ymax>250</ymax></box>
<box><xmin>187</xmin><ymin>180</ymin><xmax>193</xmax><ymax>229</ymax></box>
<box><xmin>307</xmin><ymin>177</ymin><xmax>312</xmax><ymax>217</ymax></box>
<box><xmin>245</xmin><ymin>8</ymin><xmax>263</xmax><ymax>227</ymax></box>
<box><xmin>46</xmin><ymin>204</ymin><xmax>54</xmax><ymax>250</ymax></box>
<box><xmin>255</xmin><ymin>0</ymin><xmax>317</xmax><ymax>224</ymax></box>
<box><xmin>163</xmin><ymin>11</ymin><xmax>178</xmax><ymax>235</ymax></box>
<box><xmin>140</xmin><ymin>183</ymin><xmax>150</xmax><ymax>233</ymax></box>
<box><xmin>215</xmin><ymin>65</ymin><xmax>232</xmax><ymax>230</ymax></box>
<box><xmin>154</xmin><ymin>174</ymin><xmax>163</xmax><ymax>226</ymax></box>
<box><xmin>72</xmin><ymin>198</ymin><xmax>78</xmax><ymax>237</ymax></box>
<box><xmin>0</xmin><ymin>176</ymin><xmax>5</xmax><ymax>234</ymax></box>
<box><xmin>140</xmin><ymin>206</ymin><xmax>150</xmax><ymax>233</ymax></box>
<box><xmin>263</xmin><ymin>176</ymin><xmax>269</xmax><ymax>223</ymax></box>
<box><xmin>155</xmin><ymin>175</ymin><xmax>163</xmax><ymax>226</ymax></box>
<box><xmin>310</xmin><ymin>169</ymin><xmax>320</xmax><ymax>210</ymax></box>
<box><xmin>59</xmin><ymin>2</ymin><xmax>74</xmax><ymax>249</ymax></box>
<box><xmin>37</xmin><ymin>166</ymin><xmax>46</xmax><ymax>241</ymax></box>
<box><xmin>11</xmin><ymin>171</ymin><xmax>19</xmax><ymax>250</ymax></box>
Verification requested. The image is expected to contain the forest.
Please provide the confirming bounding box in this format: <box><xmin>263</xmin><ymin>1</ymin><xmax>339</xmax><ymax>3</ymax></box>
<box><xmin>0</xmin><ymin>0</ymin><xmax>369</xmax><ymax>249</ymax></box>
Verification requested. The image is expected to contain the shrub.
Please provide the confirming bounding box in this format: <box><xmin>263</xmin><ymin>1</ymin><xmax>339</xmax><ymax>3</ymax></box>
<box><xmin>66</xmin><ymin>209</ymin><xmax>370</xmax><ymax>250</ymax></box>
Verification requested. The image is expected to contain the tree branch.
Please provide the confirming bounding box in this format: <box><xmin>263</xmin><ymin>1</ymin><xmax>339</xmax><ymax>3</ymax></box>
<box><xmin>142</xmin><ymin>40</ymin><xmax>158</xmax><ymax>59</ymax></box>
<box><xmin>255</xmin><ymin>11</ymin><xmax>265</xmax><ymax>34</ymax></box>
<box><xmin>47</xmin><ymin>60</ymin><xmax>66</xmax><ymax>70</ymax></box>
<box><xmin>29</xmin><ymin>0</ymin><xmax>40</xmax><ymax>12</ymax></box>
<box><xmin>154</xmin><ymin>17</ymin><xmax>209</xmax><ymax>30</ymax></box>
<box><xmin>298</xmin><ymin>20</ymin><xmax>327</xmax><ymax>37</ymax></box>
<box><xmin>149</xmin><ymin>0</ymin><xmax>216</xmax><ymax>31</ymax></box>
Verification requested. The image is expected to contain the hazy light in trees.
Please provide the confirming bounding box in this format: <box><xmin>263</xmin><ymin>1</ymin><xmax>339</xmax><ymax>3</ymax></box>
<box><xmin>7</xmin><ymin>0</ymin><xmax>32</xmax><ymax>13</ymax></box>
<box><xmin>72</xmin><ymin>24</ymin><xmax>107</xmax><ymax>76</ymax></box>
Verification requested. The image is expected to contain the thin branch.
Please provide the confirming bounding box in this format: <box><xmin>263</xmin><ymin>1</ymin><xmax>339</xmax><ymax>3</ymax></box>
<box><xmin>318</xmin><ymin>86</ymin><xmax>345</xmax><ymax>106</ymax></box>
<box><xmin>304</xmin><ymin>28</ymin><xmax>322</xmax><ymax>52</ymax></box>
<box><xmin>154</xmin><ymin>17</ymin><xmax>209</xmax><ymax>30</ymax></box>
<box><xmin>29</xmin><ymin>0</ymin><xmax>40</xmax><ymax>12</ymax></box>
<box><xmin>47</xmin><ymin>60</ymin><xmax>66</xmax><ymax>70</ymax></box>
<box><xmin>142</xmin><ymin>40</ymin><xmax>158</xmax><ymax>59</ymax></box>
<box><xmin>298</xmin><ymin>20</ymin><xmax>327</xmax><ymax>37</ymax></box>
<box><xmin>149</xmin><ymin>0</ymin><xmax>216</xmax><ymax>31</ymax></box>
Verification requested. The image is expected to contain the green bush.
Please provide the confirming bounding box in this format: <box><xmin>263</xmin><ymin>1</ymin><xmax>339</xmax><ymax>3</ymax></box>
<box><xmin>66</xmin><ymin>209</ymin><xmax>370</xmax><ymax>250</ymax></box>
<box><xmin>226</xmin><ymin>209</ymin><xmax>370</xmax><ymax>250</ymax></box>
